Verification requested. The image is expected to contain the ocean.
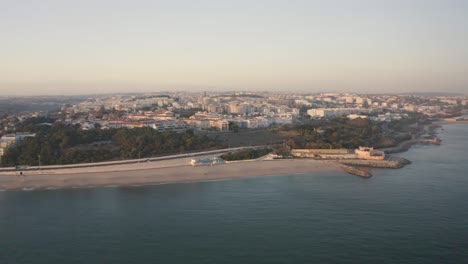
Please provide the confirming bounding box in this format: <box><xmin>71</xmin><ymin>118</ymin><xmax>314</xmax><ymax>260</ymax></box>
<box><xmin>0</xmin><ymin>124</ymin><xmax>467</xmax><ymax>264</ymax></box>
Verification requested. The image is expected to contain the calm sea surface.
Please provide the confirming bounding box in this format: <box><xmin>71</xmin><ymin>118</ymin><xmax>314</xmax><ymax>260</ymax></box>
<box><xmin>1</xmin><ymin>124</ymin><xmax>467</xmax><ymax>264</ymax></box>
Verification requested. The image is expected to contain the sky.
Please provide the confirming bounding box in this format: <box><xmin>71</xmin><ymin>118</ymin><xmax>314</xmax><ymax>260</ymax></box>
<box><xmin>1</xmin><ymin>0</ymin><xmax>467</xmax><ymax>95</ymax></box>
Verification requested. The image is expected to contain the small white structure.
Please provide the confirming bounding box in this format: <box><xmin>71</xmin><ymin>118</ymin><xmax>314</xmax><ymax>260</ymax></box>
<box><xmin>347</xmin><ymin>114</ymin><xmax>368</xmax><ymax>120</ymax></box>
<box><xmin>190</xmin><ymin>157</ymin><xmax>225</xmax><ymax>166</ymax></box>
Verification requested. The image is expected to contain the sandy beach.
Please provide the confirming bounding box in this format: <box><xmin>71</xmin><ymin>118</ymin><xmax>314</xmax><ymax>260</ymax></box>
<box><xmin>0</xmin><ymin>158</ymin><xmax>341</xmax><ymax>190</ymax></box>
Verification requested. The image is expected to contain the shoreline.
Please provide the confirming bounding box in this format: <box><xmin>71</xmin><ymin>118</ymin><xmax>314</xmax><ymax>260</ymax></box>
<box><xmin>1</xmin><ymin>122</ymin><xmax>463</xmax><ymax>191</ymax></box>
<box><xmin>0</xmin><ymin>159</ymin><xmax>342</xmax><ymax>191</ymax></box>
<box><xmin>380</xmin><ymin>120</ymin><xmax>467</xmax><ymax>155</ymax></box>
<box><xmin>381</xmin><ymin>122</ymin><xmax>445</xmax><ymax>154</ymax></box>
<box><xmin>433</xmin><ymin>118</ymin><xmax>468</xmax><ymax>125</ymax></box>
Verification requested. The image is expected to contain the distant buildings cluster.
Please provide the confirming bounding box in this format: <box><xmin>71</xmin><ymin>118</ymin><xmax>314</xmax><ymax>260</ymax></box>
<box><xmin>57</xmin><ymin>92</ymin><xmax>299</xmax><ymax>132</ymax></box>
<box><xmin>307</xmin><ymin>108</ymin><xmax>372</xmax><ymax>118</ymax></box>
<box><xmin>1</xmin><ymin>92</ymin><xmax>466</xmax><ymax>139</ymax></box>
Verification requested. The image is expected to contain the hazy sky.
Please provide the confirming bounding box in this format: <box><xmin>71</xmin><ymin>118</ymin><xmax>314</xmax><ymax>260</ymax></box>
<box><xmin>1</xmin><ymin>0</ymin><xmax>467</xmax><ymax>95</ymax></box>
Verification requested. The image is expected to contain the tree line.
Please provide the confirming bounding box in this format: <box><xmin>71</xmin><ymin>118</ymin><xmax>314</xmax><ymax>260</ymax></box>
<box><xmin>1</xmin><ymin>120</ymin><xmax>221</xmax><ymax>167</ymax></box>
<box><xmin>220</xmin><ymin>148</ymin><xmax>271</xmax><ymax>161</ymax></box>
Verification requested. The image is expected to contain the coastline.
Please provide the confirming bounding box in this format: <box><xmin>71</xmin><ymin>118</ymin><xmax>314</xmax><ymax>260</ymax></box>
<box><xmin>1</xmin><ymin>121</ymin><xmax>464</xmax><ymax>191</ymax></box>
<box><xmin>0</xmin><ymin>159</ymin><xmax>341</xmax><ymax>191</ymax></box>
<box><xmin>382</xmin><ymin>122</ymin><xmax>444</xmax><ymax>154</ymax></box>
<box><xmin>432</xmin><ymin>119</ymin><xmax>468</xmax><ymax>125</ymax></box>
<box><xmin>381</xmin><ymin>120</ymin><xmax>468</xmax><ymax>155</ymax></box>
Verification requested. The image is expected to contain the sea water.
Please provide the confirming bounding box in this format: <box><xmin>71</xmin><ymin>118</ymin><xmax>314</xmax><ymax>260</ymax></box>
<box><xmin>0</xmin><ymin>124</ymin><xmax>467</xmax><ymax>264</ymax></box>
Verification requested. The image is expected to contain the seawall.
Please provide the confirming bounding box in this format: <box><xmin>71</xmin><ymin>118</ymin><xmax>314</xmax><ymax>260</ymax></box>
<box><xmin>338</xmin><ymin>157</ymin><xmax>410</xmax><ymax>168</ymax></box>
<box><xmin>339</xmin><ymin>164</ymin><xmax>372</xmax><ymax>178</ymax></box>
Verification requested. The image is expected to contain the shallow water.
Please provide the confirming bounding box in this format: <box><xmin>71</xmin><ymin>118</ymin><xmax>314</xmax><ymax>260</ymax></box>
<box><xmin>0</xmin><ymin>124</ymin><xmax>467</xmax><ymax>264</ymax></box>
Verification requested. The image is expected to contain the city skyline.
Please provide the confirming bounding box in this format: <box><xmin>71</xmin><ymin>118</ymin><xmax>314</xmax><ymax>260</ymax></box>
<box><xmin>1</xmin><ymin>0</ymin><xmax>467</xmax><ymax>95</ymax></box>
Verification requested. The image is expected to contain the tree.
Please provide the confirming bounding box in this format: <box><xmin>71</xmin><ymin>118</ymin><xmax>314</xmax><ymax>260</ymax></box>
<box><xmin>228</xmin><ymin>121</ymin><xmax>239</xmax><ymax>132</ymax></box>
<box><xmin>348</xmin><ymin>117</ymin><xmax>369</xmax><ymax>128</ymax></box>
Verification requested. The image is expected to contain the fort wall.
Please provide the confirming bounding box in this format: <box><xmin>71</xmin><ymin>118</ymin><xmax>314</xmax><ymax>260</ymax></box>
<box><xmin>355</xmin><ymin>147</ymin><xmax>385</xmax><ymax>160</ymax></box>
<box><xmin>291</xmin><ymin>149</ymin><xmax>350</xmax><ymax>158</ymax></box>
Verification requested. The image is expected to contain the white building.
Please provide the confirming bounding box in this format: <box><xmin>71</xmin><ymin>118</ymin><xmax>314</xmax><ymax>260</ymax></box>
<box><xmin>0</xmin><ymin>133</ymin><xmax>36</xmax><ymax>159</ymax></box>
<box><xmin>307</xmin><ymin>108</ymin><xmax>372</xmax><ymax>118</ymax></box>
<box><xmin>347</xmin><ymin>114</ymin><xmax>368</xmax><ymax>120</ymax></box>
<box><xmin>216</xmin><ymin>120</ymin><xmax>229</xmax><ymax>131</ymax></box>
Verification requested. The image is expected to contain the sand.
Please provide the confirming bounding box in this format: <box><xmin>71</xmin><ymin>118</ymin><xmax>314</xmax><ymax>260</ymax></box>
<box><xmin>0</xmin><ymin>158</ymin><xmax>341</xmax><ymax>190</ymax></box>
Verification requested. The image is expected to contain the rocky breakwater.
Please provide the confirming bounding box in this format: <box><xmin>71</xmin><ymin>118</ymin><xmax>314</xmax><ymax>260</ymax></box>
<box><xmin>338</xmin><ymin>156</ymin><xmax>411</xmax><ymax>169</ymax></box>
<box><xmin>339</xmin><ymin>164</ymin><xmax>372</xmax><ymax>178</ymax></box>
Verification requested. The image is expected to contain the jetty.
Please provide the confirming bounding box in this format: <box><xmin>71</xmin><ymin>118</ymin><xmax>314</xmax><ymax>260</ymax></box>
<box><xmin>339</xmin><ymin>164</ymin><xmax>372</xmax><ymax>178</ymax></box>
<box><xmin>290</xmin><ymin>146</ymin><xmax>412</xmax><ymax>177</ymax></box>
<box><xmin>338</xmin><ymin>157</ymin><xmax>411</xmax><ymax>169</ymax></box>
